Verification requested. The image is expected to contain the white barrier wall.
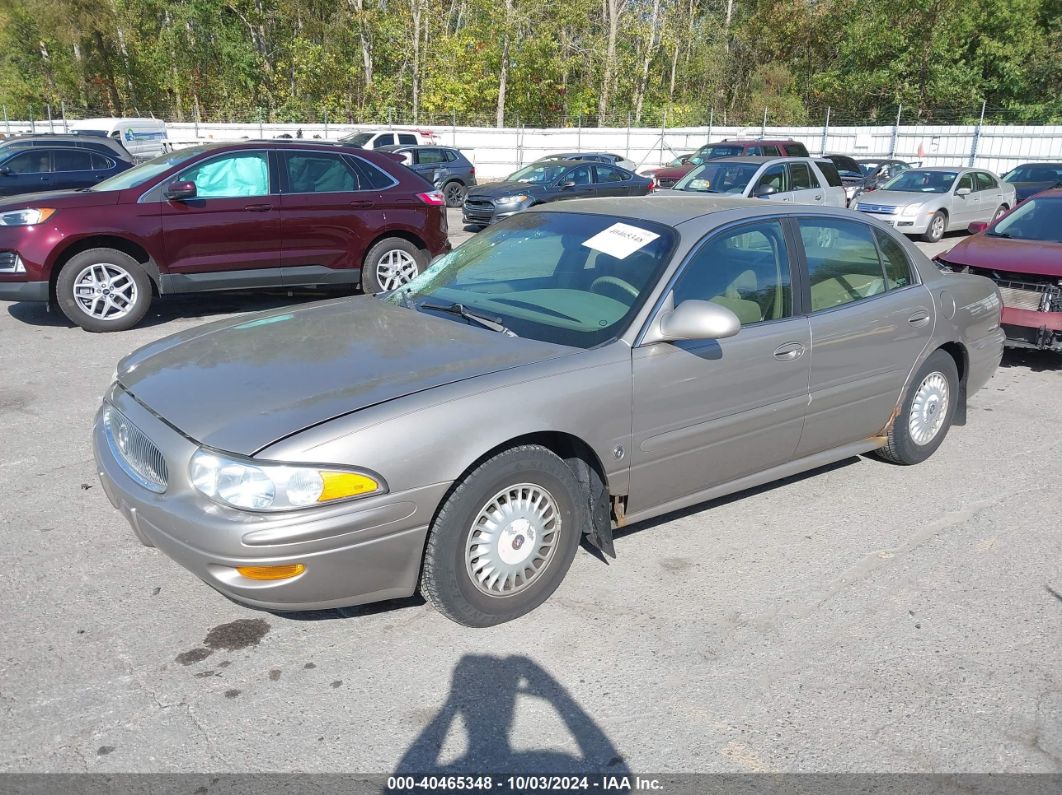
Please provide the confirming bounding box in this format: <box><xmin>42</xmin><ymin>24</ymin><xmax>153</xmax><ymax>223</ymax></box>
<box><xmin>5</xmin><ymin>119</ymin><xmax>1061</xmax><ymax>180</ymax></box>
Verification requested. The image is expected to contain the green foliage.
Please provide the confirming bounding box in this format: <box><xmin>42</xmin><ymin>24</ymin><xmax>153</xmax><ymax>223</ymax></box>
<box><xmin>0</xmin><ymin>0</ymin><xmax>1056</xmax><ymax>125</ymax></box>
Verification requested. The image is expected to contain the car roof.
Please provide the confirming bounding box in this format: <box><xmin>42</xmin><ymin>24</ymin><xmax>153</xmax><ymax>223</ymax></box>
<box><xmin>524</xmin><ymin>194</ymin><xmax>774</xmax><ymax>226</ymax></box>
<box><xmin>906</xmin><ymin>166</ymin><xmax>972</xmax><ymax>173</ymax></box>
<box><xmin>376</xmin><ymin>144</ymin><xmax>455</xmax><ymax>152</ymax></box>
<box><xmin>700</xmin><ymin>156</ymin><xmax>823</xmax><ymax>166</ymax></box>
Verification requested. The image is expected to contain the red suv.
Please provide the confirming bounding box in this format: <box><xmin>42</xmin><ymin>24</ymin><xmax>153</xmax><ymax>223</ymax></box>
<box><xmin>0</xmin><ymin>141</ymin><xmax>449</xmax><ymax>331</ymax></box>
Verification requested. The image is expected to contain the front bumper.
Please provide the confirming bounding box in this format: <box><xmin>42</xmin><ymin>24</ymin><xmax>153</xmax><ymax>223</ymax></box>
<box><xmin>461</xmin><ymin>201</ymin><xmax>526</xmax><ymax>226</ymax></box>
<box><xmin>0</xmin><ymin>279</ymin><xmax>48</xmax><ymax>303</ymax></box>
<box><xmin>854</xmin><ymin>209</ymin><xmax>929</xmax><ymax>234</ymax></box>
<box><xmin>93</xmin><ymin>387</ymin><xmax>449</xmax><ymax>611</ymax></box>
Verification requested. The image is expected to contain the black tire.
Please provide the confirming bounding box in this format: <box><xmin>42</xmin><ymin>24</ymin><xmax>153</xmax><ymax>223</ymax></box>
<box><xmin>875</xmin><ymin>350</ymin><xmax>959</xmax><ymax>465</ymax></box>
<box><xmin>442</xmin><ymin>181</ymin><xmax>466</xmax><ymax>208</ymax></box>
<box><xmin>921</xmin><ymin>211</ymin><xmax>946</xmax><ymax>243</ymax></box>
<box><xmin>55</xmin><ymin>248</ymin><xmax>152</xmax><ymax>332</ymax></box>
<box><xmin>420</xmin><ymin>445</ymin><xmax>584</xmax><ymax>627</ymax></box>
<box><xmin>360</xmin><ymin>237</ymin><xmax>426</xmax><ymax>294</ymax></box>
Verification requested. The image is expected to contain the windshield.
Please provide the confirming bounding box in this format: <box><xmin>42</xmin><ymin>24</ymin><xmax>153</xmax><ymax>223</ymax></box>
<box><xmin>988</xmin><ymin>198</ymin><xmax>1062</xmax><ymax>242</ymax></box>
<box><xmin>674</xmin><ymin>162</ymin><xmax>760</xmax><ymax>194</ymax></box>
<box><xmin>506</xmin><ymin>163</ymin><xmax>568</xmax><ymax>184</ymax></box>
<box><xmin>384</xmin><ymin>212</ymin><xmax>676</xmax><ymax>348</ymax></box>
<box><xmin>829</xmin><ymin>157</ymin><xmax>862</xmax><ymax>177</ymax></box>
<box><xmin>667</xmin><ymin>156</ymin><xmax>690</xmax><ymax>167</ymax></box>
<box><xmin>340</xmin><ymin>132</ymin><xmax>374</xmax><ymax>147</ymax></box>
<box><xmin>858</xmin><ymin>161</ymin><xmax>884</xmax><ymax>176</ymax></box>
<box><xmin>696</xmin><ymin>145</ymin><xmax>743</xmax><ymax>160</ymax></box>
<box><xmin>88</xmin><ymin>146</ymin><xmax>209</xmax><ymax>191</ymax></box>
<box><xmin>881</xmin><ymin>170</ymin><xmax>957</xmax><ymax>193</ymax></box>
<box><xmin>1004</xmin><ymin>164</ymin><xmax>1062</xmax><ymax>183</ymax></box>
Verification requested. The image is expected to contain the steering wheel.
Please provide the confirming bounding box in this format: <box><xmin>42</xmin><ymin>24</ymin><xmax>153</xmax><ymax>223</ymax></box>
<box><xmin>591</xmin><ymin>275</ymin><xmax>639</xmax><ymax>302</ymax></box>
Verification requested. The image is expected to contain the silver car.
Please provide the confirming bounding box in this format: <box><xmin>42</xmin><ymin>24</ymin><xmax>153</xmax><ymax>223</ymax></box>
<box><xmin>671</xmin><ymin>156</ymin><xmax>847</xmax><ymax>207</ymax></box>
<box><xmin>93</xmin><ymin>197</ymin><xmax>1005</xmax><ymax>626</ymax></box>
<box><xmin>851</xmin><ymin>167</ymin><xmax>1016</xmax><ymax>243</ymax></box>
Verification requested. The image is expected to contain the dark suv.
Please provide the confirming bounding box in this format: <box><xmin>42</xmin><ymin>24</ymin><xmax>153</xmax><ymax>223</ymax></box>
<box><xmin>0</xmin><ymin>145</ymin><xmax>133</xmax><ymax>197</ymax></box>
<box><xmin>694</xmin><ymin>139</ymin><xmax>810</xmax><ymax>159</ymax></box>
<box><xmin>0</xmin><ymin>133</ymin><xmax>134</xmax><ymax>162</ymax></box>
<box><xmin>0</xmin><ymin>141</ymin><xmax>449</xmax><ymax>331</ymax></box>
<box><xmin>378</xmin><ymin>145</ymin><xmax>476</xmax><ymax>207</ymax></box>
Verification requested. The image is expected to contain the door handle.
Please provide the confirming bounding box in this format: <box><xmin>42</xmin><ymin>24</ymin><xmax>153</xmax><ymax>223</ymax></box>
<box><xmin>244</xmin><ymin>203</ymin><xmax>272</xmax><ymax>212</ymax></box>
<box><xmin>908</xmin><ymin>310</ymin><xmax>931</xmax><ymax>326</ymax></box>
<box><xmin>814</xmin><ymin>194</ymin><xmax>822</xmax><ymax>201</ymax></box>
<box><xmin>350</xmin><ymin>200</ymin><xmax>373</xmax><ymax>209</ymax></box>
<box><xmin>773</xmin><ymin>342</ymin><xmax>806</xmax><ymax>360</ymax></box>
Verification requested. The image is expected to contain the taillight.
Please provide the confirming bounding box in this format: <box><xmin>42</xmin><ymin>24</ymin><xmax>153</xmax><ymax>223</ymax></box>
<box><xmin>416</xmin><ymin>191</ymin><xmax>446</xmax><ymax>206</ymax></box>
<box><xmin>470</xmin><ymin>166</ymin><xmax>476</xmax><ymax>177</ymax></box>
<box><xmin>647</xmin><ymin>180</ymin><xmax>656</xmax><ymax>192</ymax></box>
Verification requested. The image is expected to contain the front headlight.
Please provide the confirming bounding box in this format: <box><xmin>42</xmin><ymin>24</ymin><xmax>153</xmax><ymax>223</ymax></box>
<box><xmin>0</xmin><ymin>208</ymin><xmax>56</xmax><ymax>226</ymax></box>
<box><xmin>901</xmin><ymin>203</ymin><xmax>924</xmax><ymax>217</ymax></box>
<box><xmin>495</xmin><ymin>194</ymin><xmax>529</xmax><ymax>206</ymax></box>
<box><xmin>190</xmin><ymin>449</ymin><xmax>385</xmax><ymax>512</ymax></box>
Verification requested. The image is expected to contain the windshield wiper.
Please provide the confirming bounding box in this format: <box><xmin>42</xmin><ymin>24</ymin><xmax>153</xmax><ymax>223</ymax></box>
<box><xmin>986</xmin><ymin>231</ymin><xmax>1011</xmax><ymax>238</ymax></box>
<box><xmin>418</xmin><ymin>301</ymin><xmax>518</xmax><ymax>337</ymax></box>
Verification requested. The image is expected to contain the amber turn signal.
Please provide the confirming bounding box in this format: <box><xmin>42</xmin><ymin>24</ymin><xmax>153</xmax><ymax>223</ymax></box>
<box><xmin>236</xmin><ymin>563</ymin><xmax>306</xmax><ymax>580</ymax></box>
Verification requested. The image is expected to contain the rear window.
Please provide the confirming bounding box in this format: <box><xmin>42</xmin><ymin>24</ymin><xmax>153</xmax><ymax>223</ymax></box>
<box><xmin>816</xmin><ymin>161</ymin><xmax>843</xmax><ymax>187</ymax></box>
<box><xmin>784</xmin><ymin>142</ymin><xmax>810</xmax><ymax>157</ymax></box>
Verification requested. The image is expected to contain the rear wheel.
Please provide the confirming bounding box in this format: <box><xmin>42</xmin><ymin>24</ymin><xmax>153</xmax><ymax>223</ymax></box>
<box><xmin>55</xmin><ymin>248</ymin><xmax>152</xmax><ymax>332</ymax></box>
<box><xmin>875</xmin><ymin>350</ymin><xmax>959</xmax><ymax>465</ymax></box>
<box><xmin>360</xmin><ymin>237</ymin><xmax>426</xmax><ymax>293</ymax></box>
<box><xmin>992</xmin><ymin>204</ymin><xmax>1008</xmax><ymax>221</ymax></box>
<box><xmin>442</xmin><ymin>181</ymin><xmax>466</xmax><ymax>208</ymax></box>
<box><xmin>420</xmin><ymin>445</ymin><xmax>583</xmax><ymax>626</ymax></box>
<box><xmin>921</xmin><ymin>211</ymin><xmax>946</xmax><ymax>243</ymax></box>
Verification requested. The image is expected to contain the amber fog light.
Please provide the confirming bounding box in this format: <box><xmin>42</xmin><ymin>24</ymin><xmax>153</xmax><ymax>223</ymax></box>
<box><xmin>236</xmin><ymin>564</ymin><xmax>306</xmax><ymax>581</ymax></box>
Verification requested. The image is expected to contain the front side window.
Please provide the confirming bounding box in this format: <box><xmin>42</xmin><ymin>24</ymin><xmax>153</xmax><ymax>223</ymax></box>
<box><xmin>956</xmin><ymin>173</ymin><xmax>974</xmax><ymax>192</ymax></box>
<box><xmin>800</xmin><ymin>218</ymin><xmax>887</xmax><ymax>312</ymax></box>
<box><xmin>672</xmin><ymin>220</ymin><xmax>792</xmax><ymax>326</ymax></box>
<box><xmin>284</xmin><ymin>153</ymin><xmax>357</xmax><ymax>193</ymax></box>
<box><xmin>566</xmin><ymin>165</ymin><xmax>593</xmax><ymax>185</ymax></box>
<box><xmin>178</xmin><ymin>152</ymin><xmax>269</xmax><ymax>198</ymax></box>
<box><xmin>3</xmin><ymin>151</ymin><xmax>50</xmax><ymax>174</ymax></box>
<box><xmin>788</xmin><ymin>162</ymin><xmax>816</xmax><ymax>190</ymax></box>
<box><xmin>754</xmin><ymin>164</ymin><xmax>788</xmax><ymax>194</ymax></box>
<box><xmin>373</xmin><ymin>134</ymin><xmax>394</xmax><ymax>148</ymax></box>
<box><xmin>383</xmin><ymin>212</ymin><xmax>676</xmax><ymax>348</ymax></box>
<box><xmin>397</xmin><ymin>134</ymin><xmax>417</xmax><ymax>145</ymax></box>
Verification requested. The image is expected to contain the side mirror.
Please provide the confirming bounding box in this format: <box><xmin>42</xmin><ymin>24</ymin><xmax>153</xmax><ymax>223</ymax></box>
<box><xmin>955</xmin><ymin>186</ymin><xmax>972</xmax><ymax>196</ymax></box>
<box><xmin>165</xmin><ymin>180</ymin><xmax>197</xmax><ymax>201</ymax></box>
<box><xmin>0</xmin><ymin>166</ymin><xmax>10</xmax><ymax>176</ymax></box>
<box><xmin>752</xmin><ymin>184</ymin><xmax>778</xmax><ymax>198</ymax></box>
<box><xmin>646</xmin><ymin>299</ymin><xmax>741</xmax><ymax>344</ymax></box>
<box><xmin>968</xmin><ymin>221</ymin><xmax>989</xmax><ymax>234</ymax></box>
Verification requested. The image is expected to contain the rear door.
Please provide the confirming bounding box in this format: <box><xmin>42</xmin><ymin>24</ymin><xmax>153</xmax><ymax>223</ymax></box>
<box><xmin>51</xmin><ymin>148</ymin><xmax>100</xmax><ymax>190</ymax></box>
<box><xmin>0</xmin><ymin>149</ymin><xmax>52</xmax><ymax>195</ymax></box>
<box><xmin>414</xmin><ymin>147</ymin><xmax>449</xmax><ymax>184</ymax></box>
<box><xmin>593</xmin><ymin>164</ymin><xmax>634</xmax><ymax>197</ymax></box>
<box><xmin>974</xmin><ymin>171</ymin><xmax>1004</xmax><ymax>220</ymax></box>
<box><xmin>793</xmin><ymin>215</ymin><xmax>933</xmax><ymax>456</ymax></box>
<box><xmin>160</xmin><ymin>149</ymin><xmax>284</xmax><ymax>284</ymax></box>
<box><xmin>786</xmin><ymin>161</ymin><xmax>824</xmax><ymax>205</ymax></box>
<box><xmin>279</xmin><ymin>149</ymin><xmax>383</xmax><ymax>286</ymax></box>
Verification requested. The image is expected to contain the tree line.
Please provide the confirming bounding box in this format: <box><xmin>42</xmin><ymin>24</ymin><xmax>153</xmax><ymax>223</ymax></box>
<box><xmin>0</xmin><ymin>0</ymin><xmax>1058</xmax><ymax>127</ymax></box>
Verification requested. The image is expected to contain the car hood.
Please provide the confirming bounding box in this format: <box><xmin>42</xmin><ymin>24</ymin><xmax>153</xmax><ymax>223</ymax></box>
<box><xmin>857</xmin><ymin>190</ymin><xmax>938</xmax><ymax>208</ymax></box>
<box><xmin>0</xmin><ymin>188</ymin><xmax>121</xmax><ymax>211</ymax></box>
<box><xmin>942</xmin><ymin>235</ymin><xmax>1062</xmax><ymax>278</ymax></box>
<box><xmin>467</xmin><ymin>181</ymin><xmax>546</xmax><ymax>199</ymax></box>
<box><xmin>644</xmin><ymin>165</ymin><xmax>693</xmax><ymax>179</ymax></box>
<box><xmin>1010</xmin><ymin>181</ymin><xmax>1060</xmax><ymax>201</ymax></box>
<box><xmin>116</xmin><ymin>296</ymin><xmax>576</xmax><ymax>455</ymax></box>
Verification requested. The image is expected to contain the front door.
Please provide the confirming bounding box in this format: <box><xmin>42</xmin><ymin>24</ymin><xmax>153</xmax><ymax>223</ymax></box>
<box><xmin>52</xmin><ymin>148</ymin><xmax>102</xmax><ymax>190</ymax></box>
<box><xmin>279</xmin><ymin>149</ymin><xmax>383</xmax><ymax>286</ymax></box>
<box><xmin>629</xmin><ymin>219</ymin><xmax>811</xmax><ymax>515</ymax></box>
<box><xmin>951</xmin><ymin>172</ymin><xmax>977</xmax><ymax>226</ymax></box>
<box><xmin>161</xmin><ymin>150</ymin><xmax>284</xmax><ymax>283</ymax></box>
<box><xmin>593</xmin><ymin>164</ymin><xmax>634</xmax><ymax>197</ymax></box>
<box><xmin>793</xmin><ymin>215</ymin><xmax>934</xmax><ymax>456</ymax></box>
<box><xmin>750</xmin><ymin>163</ymin><xmax>792</xmax><ymax>202</ymax></box>
<box><xmin>552</xmin><ymin>164</ymin><xmax>595</xmax><ymax>202</ymax></box>
<box><xmin>0</xmin><ymin>150</ymin><xmax>52</xmax><ymax>196</ymax></box>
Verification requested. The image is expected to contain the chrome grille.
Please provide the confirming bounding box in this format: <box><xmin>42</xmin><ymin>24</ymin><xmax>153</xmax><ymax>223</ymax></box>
<box><xmin>997</xmin><ymin>285</ymin><xmax>1046</xmax><ymax>312</ymax></box>
<box><xmin>856</xmin><ymin>203</ymin><xmax>899</xmax><ymax>215</ymax></box>
<box><xmin>103</xmin><ymin>405</ymin><xmax>168</xmax><ymax>493</ymax></box>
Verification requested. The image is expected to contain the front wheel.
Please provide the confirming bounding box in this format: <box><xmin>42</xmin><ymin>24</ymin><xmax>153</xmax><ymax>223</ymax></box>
<box><xmin>992</xmin><ymin>204</ymin><xmax>1008</xmax><ymax>221</ymax></box>
<box><xmin>875</xmin><ymin>350</ymin><xmax>959</xmax><ymax>465</ymax></box>
<box><xmin>360</xmin><ymin>238</ymin><xmax>426</xmax><ymax>293</ymax></box>
<box><xmin>55</xmin><ymin>248</ymin><xmax>152</xmax><ymax>332</ymax></box>
<box><xmin>420</xmin><ymin>445</ymin><xmax>583</xmax><ymax>626</ymax></box>
<box><xmin>921</xmin><ymin>211</ymin><xmax>946</xmax><ymax>243</ymax></box>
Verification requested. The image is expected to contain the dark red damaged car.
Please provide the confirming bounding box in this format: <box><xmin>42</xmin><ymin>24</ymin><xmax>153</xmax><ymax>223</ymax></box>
<box><xmin>0</xmin><ymin>141</ymin><xmax>449</xmax><ymax>331</ymax></box>
<box><xmin>935</xmin><ymin>188</ymin><xmax>1062</xmax><ymax>352</ymax></box>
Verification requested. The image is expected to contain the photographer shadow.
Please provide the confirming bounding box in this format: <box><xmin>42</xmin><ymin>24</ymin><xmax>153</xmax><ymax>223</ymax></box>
<box><xmin>393</xmin><ymin>654</ymin><xmax>629</xmax><ymax>778</ymax></box>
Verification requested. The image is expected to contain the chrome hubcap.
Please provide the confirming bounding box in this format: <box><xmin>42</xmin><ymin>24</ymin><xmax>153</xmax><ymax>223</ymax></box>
<box><xmin>375</xmin><ymin>249</ymin><xmax>419</xmax><ymax>291</ymax></box>
<box><xmin>73</xmin><ymin>263</ymin><xmax>137</xmax><ymax>320</ymax></box>
<box><xmin>909</xmin><ymin>372</ymin><xmax>949</xmax><ymax>445</ymax></box>
<box><xmin>931</xmin><ymin>216</ymin><xmax>944</xmax><ymax>238</ymax></box>
<box><xmin>464</xmin><ymin>483</ymin><xmax>560</xmax><ymax>597</ymax></box>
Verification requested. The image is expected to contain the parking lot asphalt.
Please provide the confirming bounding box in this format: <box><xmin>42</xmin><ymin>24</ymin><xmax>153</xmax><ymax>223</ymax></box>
<box><xmin>0</xmin><ymin>212</ymin><xmax>1059</xmax><ymax>776</ymax></box>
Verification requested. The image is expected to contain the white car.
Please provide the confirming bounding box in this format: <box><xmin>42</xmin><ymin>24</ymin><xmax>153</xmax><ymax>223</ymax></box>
<box><xmin>670</xmin><ymin>156</ymin><xmax>847</xmax><ymax>207</ymax></box>
<box><xmin>339</xmin><ymin>129</ymin><xmax>437</xmax><ymax>149</ymax></box>
<box><xmin>67</xmin><ymin>117</ymin><xmax>168</xmax><ymax>160</ymax></box>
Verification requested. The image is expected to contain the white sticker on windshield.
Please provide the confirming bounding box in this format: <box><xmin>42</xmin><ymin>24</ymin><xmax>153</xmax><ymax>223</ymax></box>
<box><xmin>582</xmin><ymin>223</ymin><xmax>660</xmax><ymax>260</ymax></box>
